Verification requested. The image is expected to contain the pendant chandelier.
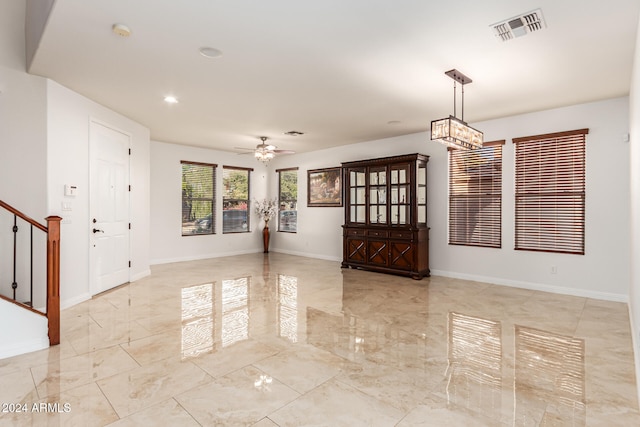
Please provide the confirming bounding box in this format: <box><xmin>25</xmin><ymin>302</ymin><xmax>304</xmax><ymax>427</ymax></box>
<box><xmin>430</xmin><ymin>69</ymin><xmax>483</xmax><ymax>150</ymax></box>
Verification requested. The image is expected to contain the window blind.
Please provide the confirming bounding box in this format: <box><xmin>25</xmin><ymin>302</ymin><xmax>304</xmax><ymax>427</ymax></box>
<box><xmin>181</xmin><ymin>161</ymin><xmax>217</xmax><ymax>235</ymax></box>
<box><xmin>222</xmin><ymin>166</ymin><xmax>252</xmax><ymax>233</ymax></box>
<box><xmin>513</xmin><ymin>129</ymin><xmax>588</xmax><ymax>254</ymax></box>
<box><xmin>449</xmin><ymin>141</ymin><xmax>504</xmax><ymax>248</ymax></box>
<box><xmin>278</xmin><ymin>168</ymin><xmax>298</xmax><ymax>233</ymax></box>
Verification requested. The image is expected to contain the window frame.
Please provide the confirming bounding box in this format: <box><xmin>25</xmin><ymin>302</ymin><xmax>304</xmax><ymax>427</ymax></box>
<box><xmin>222</xmin><ymin>165</ymin><xmax>253</xmax><ymax>234</ymax></box>
<box><xmin>448</xmin><ymin>140</ymin><xmax>504</xmax><ymax>248</ymax></box>
<box><xmin>277</xmin><ymin>167</ymin><xmax>298</xmax><ymax>233</ymax></box>
<box><xmin>181</xmin><ymin>160</ymin><xmax>217</xmax><ymax>236</ymax></box>
<box><xmin>513</xmin><ymin>128</ymin><xmax>588</xmax><ymax>254</ymax></box>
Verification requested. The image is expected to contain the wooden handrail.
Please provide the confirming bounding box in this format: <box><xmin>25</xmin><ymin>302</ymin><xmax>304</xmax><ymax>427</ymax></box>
<box><xmin>0</xmin><ymin>200</ymin><xmax>47</xmax><ymax>232</ymax></box>
<box><xmin>0</xmin><ymin>294</ymin><xmax>47</xmax><ymax>317</ymax></box>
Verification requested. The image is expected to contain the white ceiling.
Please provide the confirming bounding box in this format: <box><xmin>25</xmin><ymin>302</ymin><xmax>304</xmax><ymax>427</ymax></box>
<box><xmin>28</xmin><ymin>0</ymin><xmax>639</xmax><ymax>154</ymax></box>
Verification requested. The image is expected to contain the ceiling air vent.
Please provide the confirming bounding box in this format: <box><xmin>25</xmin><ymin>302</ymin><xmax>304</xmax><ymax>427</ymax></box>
<box><xmin>491</xmin><ymin>9</ymin><xmax>546</xmax><ymax>42</ymax></box>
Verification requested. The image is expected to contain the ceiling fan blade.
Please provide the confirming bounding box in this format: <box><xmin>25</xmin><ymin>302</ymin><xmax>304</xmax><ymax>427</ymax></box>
<box><xmin>234</xmin><ymin>147</ymin><xmax>255</xmax><ymax>151</ymax></box>
<box><xmin>273</xmin><ymin>150</ymin><xmax>295</xmax><ymax>154</ymax></box>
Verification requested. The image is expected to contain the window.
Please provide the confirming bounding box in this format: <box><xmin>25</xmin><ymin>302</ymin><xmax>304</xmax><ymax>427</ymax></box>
<box><xmin>513</xmin><ymin>129</ymin><xmax>588</xmax><ymax>254</ymax></box>
<box><xmin>222</xmin><ymin>166</ymin><xmax>252</xmax><ymax>233</ymax></box>
<box><xmin>277</xmin><ymin>168</ymin><xmax>298</xmax><ymax>232</ymax></box>
<box><xmin>181</xmin><ymin>161</ymin><xmax>216</xmax><ymax>235</ymax></box>
<box><xmin>449</xmin><ymin>141</ymin><xmax>504</xmax><ymax>248</ymax></box>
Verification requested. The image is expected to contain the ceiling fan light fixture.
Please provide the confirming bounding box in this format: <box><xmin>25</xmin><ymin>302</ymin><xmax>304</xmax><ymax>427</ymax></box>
<box><xmin>430</xmin><ymin>69</ymin><xmax>484</xmax><ymax>150</ymax></box>
<box><xmin>254</xmin><ymin>148</ymin><xmax>274</xmax><ymax>164</ymax></box>
<box><xmin>254</xmin><ymin>136</ymin><xmax>276</xmax><ymax>165</ymax></box>
<box><xmin>246</xmin><ymin>136</ymin><xmax>295</xmax><ymax>164</ymax></box>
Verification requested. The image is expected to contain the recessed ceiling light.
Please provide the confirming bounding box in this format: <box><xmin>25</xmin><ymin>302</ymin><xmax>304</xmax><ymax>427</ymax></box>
<box><xmin>112</xmin><ymin>23</ymin><xmax>131</xmax><ymax>37</ymax></box>
<box><xmin>199</xmin><ymin>47</ymin><xmax>223</xmax><ymax>58</ymax></box>
<box><xmin>284</xmin><ymin>131</ymin><xmax>304</xmax><ymax>136</ymax></box>
<box><xmin>164</xmin><ymin>96</ymin><xmax>178</xmax><ymax>104</ymax></box>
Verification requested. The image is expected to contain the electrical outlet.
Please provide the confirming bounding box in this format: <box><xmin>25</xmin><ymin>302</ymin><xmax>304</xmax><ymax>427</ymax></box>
<box><xmin>551</xmin><ymin>266</ymin><xmax>557</xmax><ymax>274</ymax></box>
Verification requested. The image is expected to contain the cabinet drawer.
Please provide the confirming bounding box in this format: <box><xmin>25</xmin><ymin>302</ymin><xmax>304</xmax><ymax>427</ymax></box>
<box><xmin>390</xmin><ymin>231</ymin><xmax>413</xmax><ymax>239</ymax></box>
<box><xmin>367</xmin><ymin>230</ymin><xmax>388</xmax><ymax>238</ymax></box>
<box><xmin>345</xmin><ymin>228</ymin><xmax>365</xmax><ymax>236</ymax></box>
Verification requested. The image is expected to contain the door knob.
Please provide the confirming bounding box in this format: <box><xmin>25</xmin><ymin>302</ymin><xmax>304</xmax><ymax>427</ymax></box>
<box><xmin>92</xmin><ymin>228</ymin><xmax>104</xmax><ymax>234</ymax></box>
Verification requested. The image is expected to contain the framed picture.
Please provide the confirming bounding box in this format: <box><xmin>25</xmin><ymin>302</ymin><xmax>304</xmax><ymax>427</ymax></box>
<box><xmin>307</xmin><ymin>167</ymin><xmax>343</xmax><ymax>207</ymax></box>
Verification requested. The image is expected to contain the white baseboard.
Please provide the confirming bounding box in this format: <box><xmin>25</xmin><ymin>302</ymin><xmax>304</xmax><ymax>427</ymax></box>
<box><xmin>629</xmin><ymin>306</ymin><xmax>640</xmax><ymax>409</ymax></box>
<box><xmin>430</xmin><ymin>269</ymin><xmax>628</xmax><ymax>302</ymax></box>
<box><xmin>131</xmin><ymin>269</ymin><xmax>151</xmax><ymax>282</ymax></box>
<box><xmin>150</xmin><ymin>249</ymin><xmax>263</xmax><ymax>266</ymax></box>
<box><xmin>60</xmin><ymin>292</ymin><xmax>91</xmax><ymax>310</ymax></box>
<box><xmin>151</xmin><ymin>248</ymin><xmax>341</xmax><ymax>266</ymax></box>
<box><xmin>270</xmin><ymin>248</ymin><xmax>342</xmax><ymax>262</ymax></box>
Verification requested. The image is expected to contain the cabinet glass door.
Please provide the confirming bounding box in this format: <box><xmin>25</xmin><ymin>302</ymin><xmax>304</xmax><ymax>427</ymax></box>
<box><xmin>369</xmin><ymin>166</ymin><xmax>387</xmax><ymax>224</ymax></box>
<box><xmin>417</xmin><ymin>162</ymin><xmax>427</xmax><ymax>225</ymax></box>
<box><xmin>349</xmin><ymin>168</ymin><xmax>366</xmax><ymax>223</ymax></box>
<box><xmin>390</xmin><ymin>164</ymin><xmax>410</xmax><ymax>225</ymax></box>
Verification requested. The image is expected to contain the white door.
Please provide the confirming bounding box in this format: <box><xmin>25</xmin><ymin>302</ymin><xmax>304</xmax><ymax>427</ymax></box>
<box><xmin>89</xmin><ymin>120</ymin><xmax>130</xmax><ymax>295</ymax></box>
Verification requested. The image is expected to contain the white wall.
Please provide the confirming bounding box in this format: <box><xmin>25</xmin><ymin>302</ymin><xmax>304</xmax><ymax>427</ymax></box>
<box><xmin>0</xmin><ymin>0</ymin><xmax>47</xmax><ymax>216</ymax></box>
<box><xmin>270</xmin><ymin>97</ymin><xmax>631</xmax><ymax>301</ymax></box>
<box><xmin>0</xmin><ymin>0</ymin><xmax>49</xmax><ymax>306</ymax></box>
<box><xmin>150</xmin><ymin>141</ymin><xmax>270</xmax><ymax>264</ymax></box>
<box><xmin>0</xmin><ymin>299</ymin><xmax>48</xmax><ymax>359</ymax></box>
<box><xmin>628</xmin><ymin>9</ymin><xmax>640</xmax><ymax>408</ymax></box>
<box><xmin>47</xmin><ymin>80</ymin><xmax>151</xmax><ymax>307</ymax></box>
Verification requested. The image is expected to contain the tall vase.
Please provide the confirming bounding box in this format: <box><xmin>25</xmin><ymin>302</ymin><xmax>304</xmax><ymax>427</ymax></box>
<box><xmin>263</xmin><ymin>219</ymin><xmax>270</xmax><ymax>253</ymax></box>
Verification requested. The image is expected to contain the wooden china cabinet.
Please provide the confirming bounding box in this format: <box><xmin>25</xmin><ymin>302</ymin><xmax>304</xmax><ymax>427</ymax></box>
<box><xmin>341</xmin><ymin>153</ymin><xmax>430</xmax><ymax>279</ymax></box>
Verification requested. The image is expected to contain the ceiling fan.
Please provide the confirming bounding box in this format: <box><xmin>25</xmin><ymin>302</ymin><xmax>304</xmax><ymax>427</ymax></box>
<box><xmin>235</xmin><ymin>137</ymin><xmax>295</xmax><ymax>164</ymax></box>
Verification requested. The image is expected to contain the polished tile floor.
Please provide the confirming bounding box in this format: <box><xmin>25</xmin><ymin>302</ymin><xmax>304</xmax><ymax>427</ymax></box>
<box><xmin>1</xmin><ymin>253</ymin><xmax>639</xmax><ymax>426</ymax></box>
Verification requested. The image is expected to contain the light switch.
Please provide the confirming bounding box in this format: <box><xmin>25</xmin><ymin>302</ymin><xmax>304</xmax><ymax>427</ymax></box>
<box><xmin>64</xmin><ymin>185</ymin><xmax>77</xmax><ymax>197</ymax></box>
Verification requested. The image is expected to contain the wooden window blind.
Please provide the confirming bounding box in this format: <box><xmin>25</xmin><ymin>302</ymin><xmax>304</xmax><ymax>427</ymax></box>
<box><xmin>449</xmin><ymin>141</ymin><xmax>504</xmax><ymax>248</ymax></box>
<box><xmin>181</xmin><ymin>161</ymin><xmax>217</xmax><ymax>236</ymax></box>
<box><xmin>513</xmin><ymin>129</ymin><xmax>588</xmax><ymax>254</ymax></box>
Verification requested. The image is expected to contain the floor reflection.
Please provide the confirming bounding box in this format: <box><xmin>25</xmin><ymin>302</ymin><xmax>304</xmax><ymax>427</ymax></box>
<box><xmin>442</xmin><ymin>312</ymin><xmax>587</xmax><ymax>426</ymax></box>
<box><xmin>221</xmin><ymin>277</ymin><xmax>250</xmax><ymax>347</ymax></box>
<box><xmin>181</xmin><ymin>283</ymin><xmax>215</xmax><ymax>359</ymax></box>
<box><xmin>180</xmin><ymin>276</ymin><xmax>252</xmax><ymax>358</ymax></box>
<box><xmin>7</xmin><ymin>253</ymin><xmax>635</xmax><ymax>426</ymax></box>
<box><xmin>306</xmin><ymin>278</ymin><xmax>429</xmax><ymax>365</ymax></box>
<box><xmin>515</xmin><ymin>325</ymin><xmax>586</xmax><ymax>425</ymax></box>
<box><xmin>446</xmin><ymin>312</ymin><xmax>502</xmax><ymax>422</ymax></box>
<box><xmin>277</xmin><ymin>274</ymin><xmax>298</xmax><ymax>343</ymax></box>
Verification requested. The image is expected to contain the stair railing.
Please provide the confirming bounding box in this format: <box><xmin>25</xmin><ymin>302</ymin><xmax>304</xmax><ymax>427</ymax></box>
<box><xmin>0</xmin><ymin>200</ymin><xmax>61</xmax><ymax>346</ymax></box>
